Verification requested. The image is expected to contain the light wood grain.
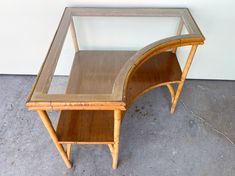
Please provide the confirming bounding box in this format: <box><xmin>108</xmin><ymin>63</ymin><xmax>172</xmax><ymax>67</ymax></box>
<box><xmin>113</xmin><ymin>35</ymin><xmax>204</xmax><ymax>102</ymax></box>
<box><xmin>37</xmin><ymin>110</ymin><xmax>72</xmax><ymax>168</ymax></box>
<box><xmin>56</xmin><ymin>110</ymin><xmax>114</xmax><ymax>144</ymax></box>
<box><xmin>66</xmin><ymin>144</ymin><xmax>72</xmax><ymax>159</ymax></box>
<box><xmin>171</xmin><ymin>45</ymin><xmax>198</xmax><ymax>113</ymax></box>
<box><xmin>27</xmin><ymin>39</ymin><xmax>203</xmax><ymax>110</ymax></box>
<box><xmin>108</xmin><ymin>144</ymin><xmax>114</xmax><ymax>154</ymax></box>
<box><xmin>28</xmin><ymin>51</ymin><xmax>135</xmax><ymax>110</ymax></box>
<box><xmin>112</xmin><ymin>110</ymin><xmax>122</xmax><ymax>169</ymax></box>
<box><xmin>126</xmin><ymin>51</ymin><xmax>181</xmax><ymax>107</ymax></box>
<box><xmin>26</xmin><ymin>8</ymin><xmax>205</xmax><ymax>169</ymax></box>
<box><xmin>27</xmin><ymin>8</ymin><xmax>205</xmax><ymax>108</ymax></box>
<box><xmin>67</xmin><ymin>51</ymin><xmax>134</xmax><ymax>94</ymax></box>
<box><xmin>33</xmin><ymin>8</ymin><xmax>72</xmax><ymax>94</ymax></box>
<box><xmin>166</xmin><ymin>84</ymin><xmax>175</xmax><ymax>103</ymax></box>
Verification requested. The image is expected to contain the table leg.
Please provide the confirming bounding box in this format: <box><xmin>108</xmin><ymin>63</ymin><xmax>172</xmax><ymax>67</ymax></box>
<box><xmin>171</xmin><ymin>45</ymin><xmax>198</xmax><ymax>113</ymax></box>
<box><xmin>67</xmin><ymin>144</ymin><xmax>72</xmax><ymax>160</ymax></box>
<box><xmin>69</xmin><ymin>19</ymin><xmax>79</xmax><ymax>52</ymax></box>
<box><xmin>37</xmin><ymin>110</ymin><xmax>72</xmax><ymax>168</ymax></box>
<box><xmin>166</xmin><ymin>84</ymin><xmax>175</xmax><ymax>103</ymax></box>
<box><xmin>112</xmin><ymin>110</ymin><xmax>122</xmax><ymax>169</ymax></box>
<box><xmin>172</xmin><ymin>18</ymin><xmax>184</xmax><ymax>53</ymax></box>
<box><xmin>108</xmin><ymin>144</ymin><xmax>114</xmax><ymax>153</ymax></box>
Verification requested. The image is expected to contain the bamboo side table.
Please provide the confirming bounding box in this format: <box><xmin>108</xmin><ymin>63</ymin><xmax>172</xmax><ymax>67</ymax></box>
<box><xmin>26</xmin><ymin>8</ymin><xmax>205</xmax><ymax>169</ymax></box>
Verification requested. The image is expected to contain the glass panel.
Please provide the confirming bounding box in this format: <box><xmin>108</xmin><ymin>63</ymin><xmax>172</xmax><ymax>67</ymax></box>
<box><xmin>47</xmin><ymin>16</ymin><xmax>181</xmax><ymax>97</ymax></box>
<box><xmin>74</xmin><ymin>16</ymin><xmax>180</xmax><ymax>50</ymax></box>
<box><xmin>48</xmin><ymin>24</ymin><xmax>75</xmax><ymax>94</ymax></box>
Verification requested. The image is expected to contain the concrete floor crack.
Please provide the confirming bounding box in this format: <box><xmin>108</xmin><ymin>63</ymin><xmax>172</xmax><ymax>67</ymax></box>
<box><xmin>179</xmin><ymin>100</ymin><xmax>234</xmax><ymax>145</ymax></box>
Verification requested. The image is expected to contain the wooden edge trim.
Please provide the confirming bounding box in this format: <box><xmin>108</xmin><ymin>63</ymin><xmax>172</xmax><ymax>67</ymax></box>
<box><xmin>70</xmin><ymin>7</ymin><xmax>185</xmax><ymax>17</ymax></box>
<box><xmin>26</xmin><ymin>8</ymin><xmax>72</xmax><ymax>104</ymax></box>
<box><xmin>69</xmin><ymin>8</ymin><xmax>204</xmax><ymax>39</ymax></box>
<box><xmin>27</xmin><ymin>8</ymin><xmax>205</xmax><ymax>109</ymax></box>
<box><xmin>172</xmin><ymin>18</ymin><xmax>184</xmax><ymax>53</ymax></box>
<box><xmin>126</xmin><ymin>81</ymin><xmax>180</xmax><ymax>108</ymax></box>
<box><xmin>58</xmin><ymin>141</ymin><xmax>115</xmax><ymax>145</ymax></box>
<box><xmin>26</xmin><ymin>102</ymin><xmax>126</xmax><ymax>111</ymax></box>
<box><xmin>27</xmin><ymin>35</ymin><xmax>204</xmax><ymax>109</ymax></box>
<box><xmin>33</xmin><ymin>8</ymin><xmax>72</xmax><ymax>94</ymax></box>
<box><xmin>112</xmin><ymin>34</ymin><xmax>204</xmax><ymax>101</ymax></box>
<box><xmin>182</xmin><ymin>8</ymin><xmax>205</xmax><ymax>40</ymax></box>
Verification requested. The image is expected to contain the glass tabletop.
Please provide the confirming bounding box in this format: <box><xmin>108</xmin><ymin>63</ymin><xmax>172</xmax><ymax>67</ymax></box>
<box><xmin>27</xmin><ymin>8</ymin><xmax>204</xmax><ymax>110</ymax></box>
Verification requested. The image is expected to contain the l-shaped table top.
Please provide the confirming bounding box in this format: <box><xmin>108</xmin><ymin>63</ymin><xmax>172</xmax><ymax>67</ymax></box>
<box><xmin>26</xmin><ymin>8</ymin><xmax>205</xmax><ymax>111</ymax></box>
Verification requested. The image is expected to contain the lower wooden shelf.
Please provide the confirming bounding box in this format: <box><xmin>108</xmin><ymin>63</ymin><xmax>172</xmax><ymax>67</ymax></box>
<box><xmin>56</xmin><ymin>51</ymin><xmax>182</xmax><ymax>144</ymax></box>
<box><xmin>56</xmin><ymin>110</ymin><xmax>114</xmax><ymax>144</ymax></box>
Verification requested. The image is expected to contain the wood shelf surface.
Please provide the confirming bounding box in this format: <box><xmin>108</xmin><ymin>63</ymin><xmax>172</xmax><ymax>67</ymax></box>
<box><xmin>56</xmin><ymin>110</ymin><xmax>114</xmax><ymax>144</ymax></box>
<box><xmin>55</xmin><ymin>51</ymin><xmax>181</xmax><ymax>144</ymax></box>
<box><xmin>65</xmin><ymin>50</ymin><xmax>181</xmax><ymax>105</ymax></box>
<box><xmin>126</xmin><ymin>51</ymin><xmax>182</xmax><ymax>107</ymax></box>
<box><xmin>67</xmin><ymin>50</ymin><xmax>135</xmax><ymax>94</ymax></box>
<box><xmin>28</xmin><ymin>50</ymin><xmax>183</xmax><ymax>110</ymax></box>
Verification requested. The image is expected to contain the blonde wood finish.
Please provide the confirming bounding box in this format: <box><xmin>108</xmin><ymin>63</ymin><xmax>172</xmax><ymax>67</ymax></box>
<box><xmin>67</xmin><ymin>51</ymin><xmax>134</xmax><ymax>95</ymax></box>
<box><xmin>112</xmin><ymin>110</ymin><xmax>122</xmax><ymax>169</ymax></box>
<box><xmin>26</xmin><ymin>8</ymin><xmax>205</xmax><ymax>169</ymax></box>
<box><xmin>108</xmin><ymin>144</ymin><xmax>114</xmax><ymax>161</ymax></box>
<box><xmin>27</xmin><ymin>51</ymin><xmax>135</xmax><ymax>110</ymax></box>
<box><xmin>33</xmin><ymin>9</ymin><xmax>72</xmax><ymax>94</ymax></box>
<box><xmin>166</xmin><ymin>84</ymin><xmax>175</xmax><ymax>103</ymax></box>
<box><xmin>66</xmin><ymin>144</ymin><xmax>72</xmax><ymax>159</ymax></box>
<box><xmin>108</xmin><ymin>144</ymin><xmax>114</xmax><ymax>153</ymax></box>
<box><xmin>28</xmin><ymin>35</ymin><xmax>204</xmax><ymax>107</ymax></box>
<box><xmin>56</xmin><ymin>110</ymin><xmax>114</xmax><ymax>144</ymax></box>
<box><xmin>114</xmin><ymin>35</ymin><xmax>204</xmax><ymax>102</ymax></box>
<box><xmin>27</xmin><ymin>101</ymin><xmax>125</xmax><ymax>111</ymax></box>
<box><xmin>171</xmin><ymin>45</ymin><xmax>198</xmax><ymax>113</ymax></box>
<box><xmin>27</xmin><ymin>8</ymin><xmax>205</xmax><ymax>109</ymax></box>
<box><xmin>126</xmin><ymin>51</ymin><xmax>181</xmax><ymax>107</ymax></box>
<box><xmin>37</xmin><ymin>110</ymin><xmax>72</xmax><ymax>168</ymax></box>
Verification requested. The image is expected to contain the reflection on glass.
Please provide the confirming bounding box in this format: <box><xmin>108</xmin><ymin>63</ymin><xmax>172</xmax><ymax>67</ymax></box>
<box><xmin>48</xmin><ymin>24</ymin><xmax>75</xmax><ymax>94</ymax></box>
<box><xmin>48</xmin><ymin>16</ymin><xmax>184</xmax><ymax>95</ymax></box>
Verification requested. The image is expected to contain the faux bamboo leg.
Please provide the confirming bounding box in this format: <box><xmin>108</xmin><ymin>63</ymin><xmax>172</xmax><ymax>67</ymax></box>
<box><xmin>108</xmin><ymin>144</ymin><xmax>114</xmax><ymax>160</ymax></box>
<box><xmin>166</xmin><ymin>84</ymin><xmax>175</xmax><ymax>103</ymax></box>
<box><xmin>172</xmin><ymin>18</ymin><xmax>184</xmax><ymax>53</ymax></box>
<box><xmin>108</xmin><ymin>144</ymin><xmax>114</xmax><ymax>154</ymax></box>
<box><xmin>69</xmin><ymin>19</ymin><xmax>79</xmax><ymax>52</ymax></box>
<box><xmin>66</xmin><ymin>144</ymin><xmax>72</xmax><ymax>159</ymax></box>
<box><xmin>171</xmin><ymin>45</ymin><xmax>198</xmax><ymax>113</ymax></box>
<box><xmin>37</xmin><ymin>110</ymin><xmax>72</xmax><ymax>168</ymax></box>
<box><xmin>112</xmin><ymin>110</ymin><xmax>122</xmax><ymax>169</ymax></box>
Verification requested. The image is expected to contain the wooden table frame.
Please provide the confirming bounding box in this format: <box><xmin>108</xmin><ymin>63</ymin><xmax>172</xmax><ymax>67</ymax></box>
<box><xmin>26</xmin><ymin>8</ymin><xmax>205</xmax><ymax>169</ymax></box>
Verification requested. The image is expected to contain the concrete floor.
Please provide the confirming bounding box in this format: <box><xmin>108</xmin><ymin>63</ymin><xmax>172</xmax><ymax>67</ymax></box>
<box><xmin>0</xmin><ymin>75</ymin><xmax>234</xmax><ymax>176</ymax></box>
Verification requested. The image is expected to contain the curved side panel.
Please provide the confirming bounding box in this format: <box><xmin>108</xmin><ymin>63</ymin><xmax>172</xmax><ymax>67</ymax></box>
<box><xmin>125</xmin><ymin>51</ymin><xmax>181</xmax><ymax>107</ymax></box>
<box><xmin>112</xmin><ymin>34</ymin><xmax>204</xmax><ymax>103</ymax></box>
<box><xmin>113</xmin><ymin>34</ymin><xmax>204</xmax><ymax>104</ymax></box>
<box><xmin>126</xmin><ymin>82</ymin><xmax>178</xmax><ymax>109</ymax></box>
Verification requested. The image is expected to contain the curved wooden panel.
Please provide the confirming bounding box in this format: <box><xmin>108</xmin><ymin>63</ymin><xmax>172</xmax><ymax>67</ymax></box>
<box><xmin>126</xmin><ymin>51</ymin><xmax>181</xmax><ymax>107</ymax></box>
<box><xmin>113</xmin><ymin>35</ymin><xmax>204</xmax><ymax>102</ymax></box>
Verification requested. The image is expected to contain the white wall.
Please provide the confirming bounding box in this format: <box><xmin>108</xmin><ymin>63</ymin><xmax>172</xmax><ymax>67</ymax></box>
<box><xmin>0</xmin><ymin>0</ymin><xmax>235</xmax><ymax>80</ymax></box>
